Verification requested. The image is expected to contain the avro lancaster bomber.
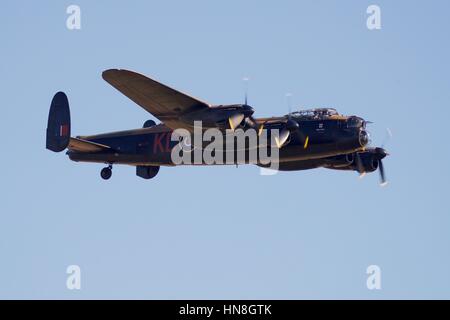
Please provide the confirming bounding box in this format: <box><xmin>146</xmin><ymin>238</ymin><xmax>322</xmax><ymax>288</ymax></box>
<box><xmin>46</xmin><ymin>69</ymin><xmax>388</xmax><ymax>185</ymax></box>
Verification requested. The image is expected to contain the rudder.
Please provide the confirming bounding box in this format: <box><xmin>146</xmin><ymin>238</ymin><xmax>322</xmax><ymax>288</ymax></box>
<box><xmin>46</xmin><ymin>91</ymin><xmax>71</xmax><ymax>152</ymax></box>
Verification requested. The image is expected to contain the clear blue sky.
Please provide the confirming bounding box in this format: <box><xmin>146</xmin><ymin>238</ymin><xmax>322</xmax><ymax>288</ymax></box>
<box><xmin>1</xmin><ymin>0</ymin><xmax>449</xmax><ymax>299</ymax></box>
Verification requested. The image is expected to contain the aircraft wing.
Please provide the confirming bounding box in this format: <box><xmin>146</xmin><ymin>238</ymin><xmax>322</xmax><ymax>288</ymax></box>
<box><xmin>102</xmin><ymin>69</ymin><xmax>211</xmax><ymax>130</ymax></box>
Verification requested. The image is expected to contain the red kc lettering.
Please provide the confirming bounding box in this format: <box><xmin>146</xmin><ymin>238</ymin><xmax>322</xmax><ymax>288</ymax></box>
<box><xmin>153</xmin><ymin>133</ymin><xmax>166</xmax><ymax>154</ymax></box>
<box><xmin>165</xmin><ymin>131</ymin><xmax>172</xmax><ymax>152</ymax></box>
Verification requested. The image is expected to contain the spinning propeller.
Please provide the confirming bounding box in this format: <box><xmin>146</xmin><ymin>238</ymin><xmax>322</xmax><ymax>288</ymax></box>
<box><xmin>228</xmin><ymin>113</ymin><xmax>245</xmax><ymax>131</ymax></box>
<box><xmin>355</xmin><ymin>128</ymin><xmax>391</xmax><ymax>186</ymax></box>
<box><xmin>228</xmin><ymin>82</ymin><xmax>310</xmax><ymax>150</ymax></box>
<box><xmin>274</xmin><ymin>94</ymin><xmax>309</xmax><ymax>149</ymax></box>
<box><xmin>229</xmin><ymin>77</ymin><xmax>255</xmax><ymax>131</ymax></box>
<box><xmin>378</xmin><ymin>128</ymin><xmax>392</xmax><ymax>186</ymax></box>
<box><xmin>231</xmin><ymin>77</ymin><xmax>265</xmax><ymax>135</ymax></box>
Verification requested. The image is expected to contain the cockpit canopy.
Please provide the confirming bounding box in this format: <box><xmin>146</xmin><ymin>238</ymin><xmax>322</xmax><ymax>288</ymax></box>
<box><xmin>288</xmin><ymin>108</ymin><xmax>367</xmax><ymax>130</ymax></box>
<box><xmin>289</xmin><ymin>108</ymin><xmax>340</xmax><ymax>120</ymax></box>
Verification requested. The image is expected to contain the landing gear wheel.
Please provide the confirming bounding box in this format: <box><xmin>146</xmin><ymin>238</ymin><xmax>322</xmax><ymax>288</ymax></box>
<box><xmin>100</xmin><ymin>166</ymin><xmax>112</xmax><ymax>180</ymax></box>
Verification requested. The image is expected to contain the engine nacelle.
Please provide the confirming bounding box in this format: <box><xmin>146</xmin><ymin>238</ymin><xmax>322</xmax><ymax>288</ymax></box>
<box><xmin>136</xmin><ymin>165</ymin><xmax>160</xmax><ymax>179</ymax></box>
<box><xmin>324</xmin><ymin>151</ymin><xmax>380</xmax><ymax>172</ymax></box>
<box><xmin>324</xmin><ymin>153</ymin><xmax>354</xmax><ymax>168</ymax></box>
<box><xmin>143</xmin><ymin>120</ymin><xmax>157</xmax><ymax>128</ymax></box>
<box><xmin>359</xmin><ymin>153</ymin><xmax>379</xmax><ymax>172</ymax></box>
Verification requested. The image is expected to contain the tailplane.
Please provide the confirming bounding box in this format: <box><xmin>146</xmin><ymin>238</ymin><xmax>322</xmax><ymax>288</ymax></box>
<box><xmin>46</xmin><ymin>92</ymin><xmax>71</xmax><ymax>152</ymax></box>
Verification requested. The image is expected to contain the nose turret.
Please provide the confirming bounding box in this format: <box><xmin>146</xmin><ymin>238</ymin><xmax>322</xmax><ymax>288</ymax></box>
<box><xmin>347</xmin><ymin>116</ymin><xmax>366</xmax><ymax>129</ymax></box>
<box><xmin>359</xmin><ymin>129</ymin><xmax>370</xmax><ymax>147</ymax></box>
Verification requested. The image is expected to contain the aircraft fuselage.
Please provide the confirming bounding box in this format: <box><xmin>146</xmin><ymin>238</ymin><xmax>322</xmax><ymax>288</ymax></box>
<box><xmin>67</xmin><ymin>117</ymin><xmax>366</xmax><ymax>167</ymax></box>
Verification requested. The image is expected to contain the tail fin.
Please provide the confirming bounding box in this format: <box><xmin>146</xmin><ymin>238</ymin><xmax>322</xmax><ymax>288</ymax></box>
<box><xmin>46</xmin><ymin>92</ymin><xmax>71</xmax><ymax>152</ymax></box>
